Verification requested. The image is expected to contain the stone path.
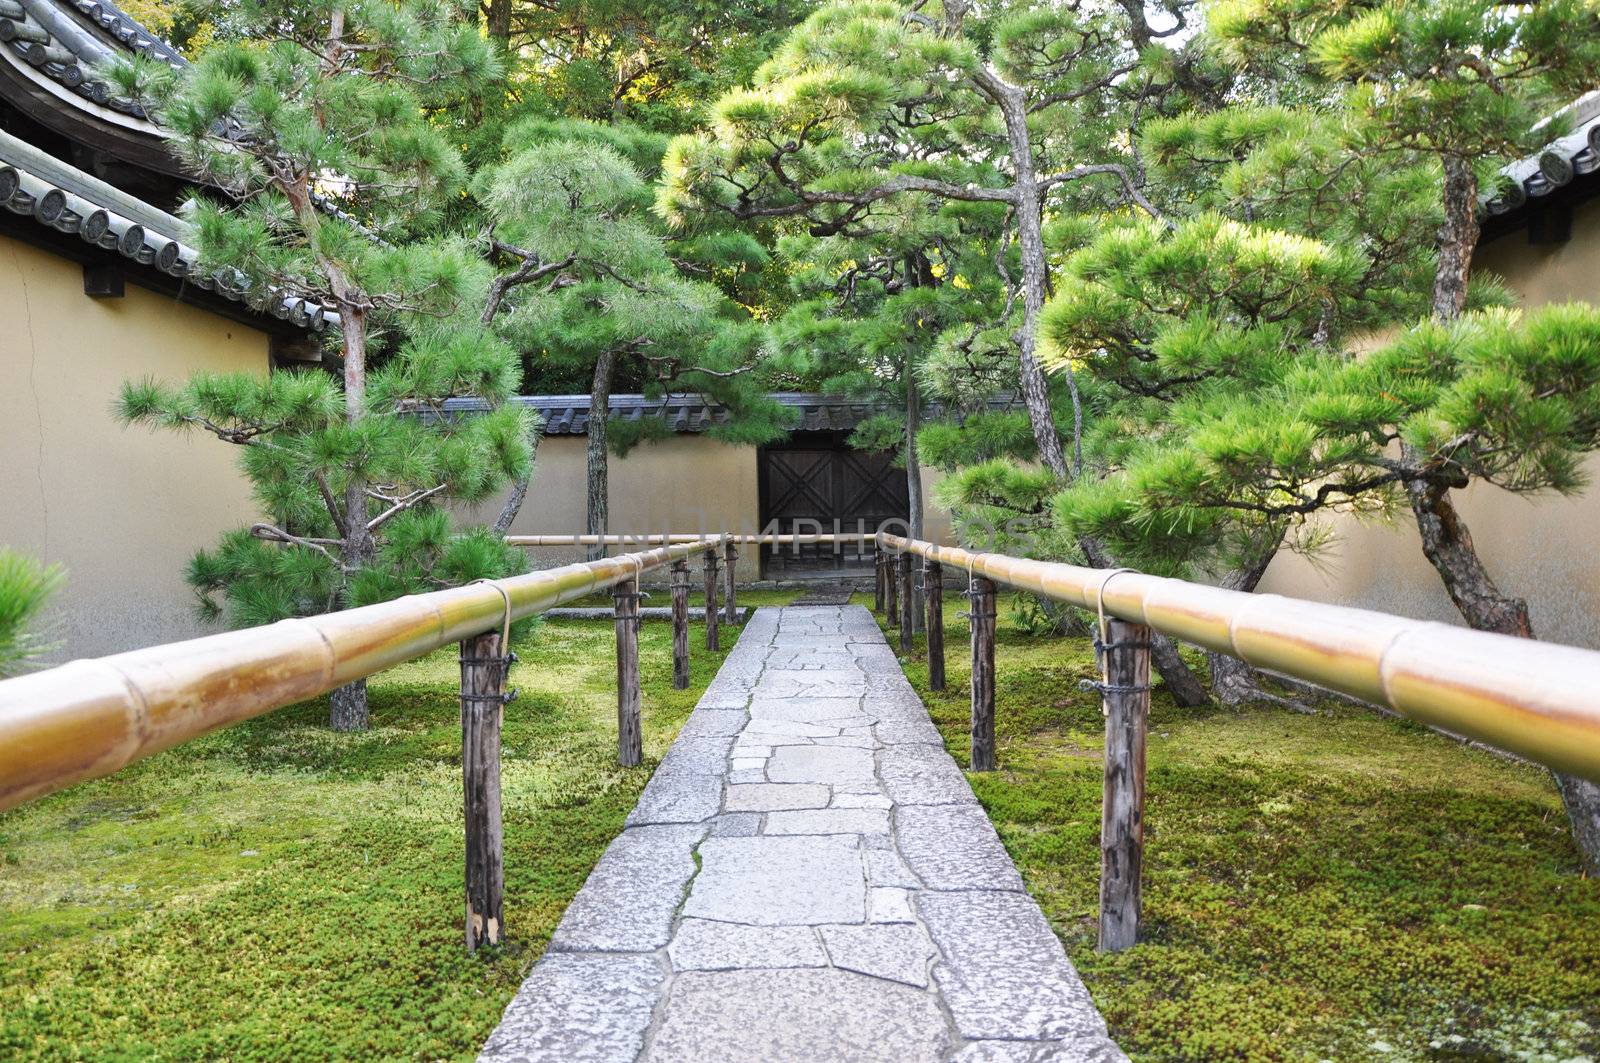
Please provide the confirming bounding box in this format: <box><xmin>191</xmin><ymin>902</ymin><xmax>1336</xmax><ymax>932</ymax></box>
<box><xmin>480</xmin><ymin>606</ymin><xmax>1125</xmax><ymax>1063</ymax></box>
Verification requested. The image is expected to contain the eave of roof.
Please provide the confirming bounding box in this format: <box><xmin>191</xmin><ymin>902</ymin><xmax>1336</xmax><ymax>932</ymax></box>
<box><xmin>0</xmin><ymin>0</ymin><xmax>179</xmax><ymax>136</ymax></box>
<box><xmin>1484</xmin><ymin>90</ymin><xmax>1600</xmax><ymax>217</ymax></box>
<box><xmin>0</xmin><ymin>124</ymin><xmax>337</xmax><ymax>330</ymax></box>
<box><xmin>440</xmin><ymin>393</ymin><xmax>1021</xmax><ymax>436</ymax></box>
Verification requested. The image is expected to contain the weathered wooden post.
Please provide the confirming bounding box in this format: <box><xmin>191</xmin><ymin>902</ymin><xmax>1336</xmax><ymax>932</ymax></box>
<box><xmin>460</xmin><ymin>624</ymin><xmax>511</xmax><ymax>952</ymax></box>
<box><xmin>899</xmin><ymin>552</ymin><xmax>915</xmax><ymax>652</ymax></box>
<box><xmin>723</xmin><ymin>541</ymin><xmax>738</xmax><ymax>626</ymax></box>
<box><xmin>702</xmin><ymin>547</ymin><xmax>721</xmax><ymax>651</ymax></box>
<box><xmin>885</xmin><ymin>550</ymin><xmax>899</xmax><ymax>629</ymax></box>
<box><xmin>925</xmin><ymin>558</ymin><xmax>945</xmax><ymax>691</ymax></box>
<box><xmin>1096</xmin><ymin>616</ymin><xmax>1151</xmax><ymax>953</ymax></box>
<box><xmin>670</xmin><ymin>559</ymin><xmax>690</xmax><ymax>690</ymax></box>
<box><xmin>613</xmin><ymin>575</ymin><xmax>642</xmax><ymax>767</ymax></box>
<box><xmin>873</xmin><ymin>544</ymin><xmax>886</xmax><ymax>613</ymax></box>
<box><xmin>968</xmin><ymin>573</ymin><xmax>997</xmax><ymax>771</ymax></box>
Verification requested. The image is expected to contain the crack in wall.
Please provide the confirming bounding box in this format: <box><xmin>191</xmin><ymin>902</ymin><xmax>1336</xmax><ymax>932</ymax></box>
<box><xmin>11</xmin><ymin>245</ymin><xmax>50</xmax><ymax>556</ymax></box>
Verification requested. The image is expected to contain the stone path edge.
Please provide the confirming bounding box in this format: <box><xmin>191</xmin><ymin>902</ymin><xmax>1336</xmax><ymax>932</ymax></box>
<box><xmin>478</xmin><ymin>605</ymin><xmax>1127</xmax><ymax>1063</ymax></box>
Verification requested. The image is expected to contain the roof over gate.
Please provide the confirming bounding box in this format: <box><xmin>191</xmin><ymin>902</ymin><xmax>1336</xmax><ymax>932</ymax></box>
<box><xmin>442</xmin><ymin>393</ymin><xmax>1022</xmax><ymax>436</ymax></box>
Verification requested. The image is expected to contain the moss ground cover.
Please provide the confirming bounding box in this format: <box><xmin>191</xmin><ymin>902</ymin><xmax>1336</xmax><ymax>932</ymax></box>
<box><xmin>869</xmin><ymin>592</ymin><xmax>1600</xmax><ymax>1062</ymax></box>
<box><xmin>0</xmin><ymin>588</ymin><xmax>797</xmax><ymax>1062</ymax></box>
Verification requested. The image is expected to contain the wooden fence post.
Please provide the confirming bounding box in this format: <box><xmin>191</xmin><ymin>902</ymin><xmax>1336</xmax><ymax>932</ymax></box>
<box><xmin>671</xmin><ymin>560</ymin><xmax>690</xmax><ymax>690</ymax></box>
<box><xmin>925</xmin><ymin>558</ymin><xmax>945</xmax><ymax>691</ymax></box>
<box><xmin>967</xmin><ymin>574</ymin><xmax>997</xmax><ymax>772</ymax></box>
<box><xmin>723</xmin><ymin>542</ymin><xmax>738</xmax><ymax>626</ymax></box>
<box><xmin>1097</xmin><ymin>616</ymin><xmax>1151</xmax><ymax>953</ymax></box>
<box><xmin>702</xmin><ymin>548</ymin><xmax>720</xmax><ymax>651</ymax></box>
<box><xmin>873</xmin><ymin>545</ymin><xmax>886</xmax><ymax>613</ymax></box>
<box><xmin>899</xmin><ymin>552</ymin><xmax>915</xmax><ymax>652</ymax></box>
<box><xmin>460</xmin><ymin>627</ymin><xmax>509</xmax><ymax>952</ymax></box>
<box><xmin>614</xmin><ymin>576</ymin><xmax>642</xmax><ymax>767</ymax></box>
<box><xmin>885</xmin><ymin>551</ymin><xmax>899</xmax><ymax>628</ymax></box>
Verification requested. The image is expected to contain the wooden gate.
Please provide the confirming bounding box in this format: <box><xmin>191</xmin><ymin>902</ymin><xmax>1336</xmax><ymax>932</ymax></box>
<box><xmin>758</xmin><ymin>432</ymin><xmax>908</xmax><ymax>575</ymax></box>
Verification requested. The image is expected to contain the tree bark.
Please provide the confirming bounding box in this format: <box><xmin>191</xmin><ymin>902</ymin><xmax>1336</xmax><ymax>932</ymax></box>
<box><xmin>586</xmin><ymin>349</ymin><xmax>617</xmax><ymax>562</ymax></box>
<box><xmin>905</xmin><ymin>381</ymin><xmax>925</xmax><ymax>632</ymax></box>
<box><xmin>484</xmin><ymin>0</ymin><xmax>510</xmax><ymax>44</ymax></box>
<box><xmin>1433</xmin><ymin>155</ymin><xmax>1478</xmax><ymax>320</ymax></box>
<box><xmin>992</xmin><ymin>85</ymin><xmax>1070</xmax><ymax>481</ymax></box>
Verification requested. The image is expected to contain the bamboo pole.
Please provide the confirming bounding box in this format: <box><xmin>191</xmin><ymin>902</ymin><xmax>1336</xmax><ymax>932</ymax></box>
<box><xmin>460</xmin><ymin>628</ymin><xmax>508</xmax><ymax>952</ymax></box>
<box><xmin>925</xmin><ymin>558</ymin><xmax>945</xmax><ymax>692</ymax></box>
<box><xmin>671</xmin><ymin>559</ymin><xmax>690</xmax><ymax>690</ymax></box>
<box><xmin>703</xmin><ymin>548</ymin><xmax>720</xmax><ymax>652</ymax></box>
<box><xmin>1096</xmin><ymin>617</ymin><xmax>1150</xmax><ymax>953</ymax></box>
<box><xmin>509</xmin><ymin>533</ymin><xmax>875</xmax><ymax>547</ymax></box>
<box><xmin>876</xmin><ymin>532</ymin><xmax>1600</xmax><ymax>785</ymax></box>
<box><xmin>614</xmin><ymin>575</ymin><xmax>642</xmax><ymax>768</ymax></box>
<box><xmin>968</xmin><ymin>573</ymin><xmax>997</xmax><ymax>772</ymax></box>
<box><xmin>0</xmin><ymin>539</ymin><xmax>721</xmax><ymax>813</ymax></box>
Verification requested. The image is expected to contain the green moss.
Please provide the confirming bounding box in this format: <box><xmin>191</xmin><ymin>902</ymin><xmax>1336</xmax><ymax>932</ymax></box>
<box><xmin>0</xmin><ymin>598</ymin><xmax>796</xmax><ymax>1061</ymax></box>
<box><xmin>866</xmin><ymin>592</ymin><xmax>1600</xmax><ymax>1063</ymax></box>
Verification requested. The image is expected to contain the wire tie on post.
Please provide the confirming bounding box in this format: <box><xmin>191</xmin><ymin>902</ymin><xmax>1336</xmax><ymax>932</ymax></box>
<box><xmin>467</xmin><ymin>578</ymin><xmax>519</xmax><ymax>701</ymax></box>
<box><xmin>1087</xmin><ymin>568</ymin><xmax>1134</xmax><ymax>718</ymax></box>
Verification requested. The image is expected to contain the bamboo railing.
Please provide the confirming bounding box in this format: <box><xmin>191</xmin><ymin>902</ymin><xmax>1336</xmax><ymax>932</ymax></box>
<box><xmin>0</xmin><ymin>538</ymin><xmax>724</xmax><ymax>815</ymax></box>
<box><xmin>877</xmin><ymin>532</ymin><xmax>1600</xmax><ymax>783</ymax></box>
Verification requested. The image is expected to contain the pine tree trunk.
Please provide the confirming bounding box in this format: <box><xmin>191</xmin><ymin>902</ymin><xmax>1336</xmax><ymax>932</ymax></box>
<box><xmin>1410</xmin><ymin>156</ymin><xmax>1600</xmax><ymax>872</ymax></box>
<box><xmin>492</xmin><ymin>420</ymin><xmax>540</xmax><ymax>535</ymax></box>
<box><xmin>905</xmin><ymin>381</ymin><xmax>925</xmax><ymax>633</ymax></box>
<box><xmin>586</xmin><ymin>349</ymin><xmax>617</xmax><ymax>562</ymax></box>
<box><xmin>334</xmin><ymin>289</ymin><xmax>372</xmax><ymax>730</ymax></box>
<box><xmin>1433</xmin><ymin>155</ymin><xmax>1478</xmax><ymax>320</ymax></box>
<box><xmin>1206</xmin><ymin>529</ymin><xmax>1289</xmax><ymax>706</ymax></box>
<box><xmin>484</xmin><ymin>0</ymin><xmax>510</xmax><ymax>43</ymax></box>
<box><xmin>981</xmin><ymin>73</ymin><xmax>1070</xmax><ymax>481</ymax></box>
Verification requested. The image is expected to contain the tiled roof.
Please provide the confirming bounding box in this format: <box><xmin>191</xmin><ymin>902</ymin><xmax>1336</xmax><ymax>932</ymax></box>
<box><xmin>442</xmin><ymin>393</ymin><xmax>1019</xmax><ymax>435</ymax></box>
<box><xmin>1484</xmin><ymin>90</ymin><xmax>1600</xmax><ymax>217</ymax></box>
<box><xmin>0</xmin><ymin>0</ymin><xmax>341</xmax><ymax>329</ymax></box>
<box><xmin>0</xmin><ymin>124</ymin><xmax>338</xmax><ymax>330</ymax></box>
<box><xmin>0</xmin><ymin>0</ymin><xmax>181</xmax><ymax>128</ymax></box>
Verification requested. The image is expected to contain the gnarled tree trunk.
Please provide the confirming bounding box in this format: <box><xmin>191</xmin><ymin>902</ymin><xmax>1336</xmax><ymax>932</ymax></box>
<box><xmin>1409</xmin><ymin>154</ymin><xmax>1600</xmax><ymax>874</ymax></box>
<box><xmin>585</xmin><ymin>348</ymin><xmax>617</xmax><ymax>562</ymax></box>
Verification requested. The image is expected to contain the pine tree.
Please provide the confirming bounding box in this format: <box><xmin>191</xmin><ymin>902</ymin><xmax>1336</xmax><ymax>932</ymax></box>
<box><xmin>0</xmin><ymin>549</ymin><xmax>63</xmax><ymax>678</ymax></box>
<box><xmin>658</xmin><ymin>0</ymin><xmax>1216</xmax><ymax>483</ymax></box>
<box><xmin>477</xmin><ymin>119</ymin><xmax>789</xmax><ymax>554</ymax></box>
<box><xmin>1209</xmin><ymin>0</ymin><xmax>1600</xmax><ymax>871</ymax></box>
<box><xmin>113</xmin><ymin>0</ymin><xmax>532</xmax><ymax>730</ymax></box>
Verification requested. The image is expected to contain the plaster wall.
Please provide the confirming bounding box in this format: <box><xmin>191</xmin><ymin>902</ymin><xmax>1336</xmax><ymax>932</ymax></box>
<box><xmin>0</xmin><ymin>236</ymin><xmax>269</xmax><ymax>659</ymax></box>
<box><xmin>1258</xmin><ymin>196</ymin><xmax>1600</xmax><ymax>647</ymax></box>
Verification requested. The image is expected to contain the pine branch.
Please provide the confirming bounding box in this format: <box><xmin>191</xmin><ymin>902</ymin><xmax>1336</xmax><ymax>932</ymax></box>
<box><xmin>366</xmin><ymin>484</ymin><xmax>449</xmax><ymax>532</ymax></box>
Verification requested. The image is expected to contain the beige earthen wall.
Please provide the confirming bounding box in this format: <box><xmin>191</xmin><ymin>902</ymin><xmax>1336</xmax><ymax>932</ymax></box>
<box><xmin>0</xmin><ymin>236</ymin><xmax>269</xmax><ymax>659</ymax></box>
<box><xmin>1259</xmin><ymin>195</ymin><xmax>1600</xmax><ymax>647</ymax></box>
<box><xmin>464</xmin><ymin>434</ymin><xmax>953</xmax><ymax>583</ymax></box>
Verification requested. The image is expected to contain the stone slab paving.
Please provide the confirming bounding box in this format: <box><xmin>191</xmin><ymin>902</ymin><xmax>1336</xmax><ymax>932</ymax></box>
<box><xmin>480</xmin><ymin>606</ymin><xmax>1125</xmax><ymax>1063</ymax></box>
